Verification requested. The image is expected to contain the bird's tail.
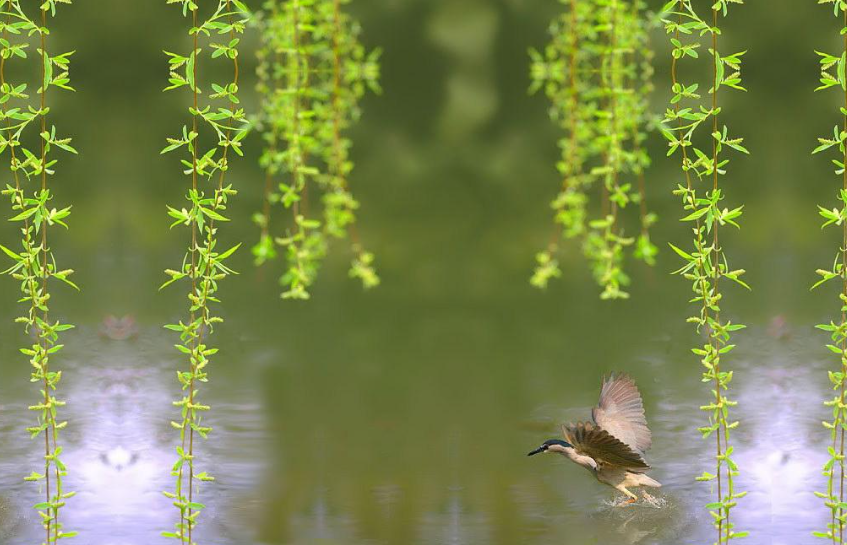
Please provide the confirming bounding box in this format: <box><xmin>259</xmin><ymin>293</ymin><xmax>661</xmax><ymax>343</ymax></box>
<box><xmin>638</xmin><ymin>474</ymin><xmax>662</xmax><ymax>488</ymax></box>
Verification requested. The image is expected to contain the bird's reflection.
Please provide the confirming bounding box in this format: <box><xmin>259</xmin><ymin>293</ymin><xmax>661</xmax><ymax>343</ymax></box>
<box><xmin>614</xmin><ymin>511</ymin><xmax>658</xmax><ymax>544</ymax></box>
<box><xmin>589</xmin><ymin>495</ymin><xmax>686</xmax><ymax>545</ymax></box>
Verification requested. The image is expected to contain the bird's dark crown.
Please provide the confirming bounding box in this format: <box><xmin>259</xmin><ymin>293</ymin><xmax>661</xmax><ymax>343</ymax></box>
<box><xmin>543</xmin><ymin>439</ymin><xmax>572</xmax><ymax>449</ymax></box>
<box><xmin>528</xmin><ymin>438</ymin><xmax>573</xmax><ymax>456</ymax></box>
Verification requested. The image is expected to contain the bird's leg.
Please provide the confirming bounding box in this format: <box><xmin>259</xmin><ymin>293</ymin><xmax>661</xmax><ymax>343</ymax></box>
<box><xmin>614</xmin><ymin>486</ymin><xmax>638</xmax><ymax>506</ymax></box>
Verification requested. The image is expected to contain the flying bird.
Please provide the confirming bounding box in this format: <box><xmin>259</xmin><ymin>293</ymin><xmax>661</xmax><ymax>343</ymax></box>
<box><xmin>527</xmin><ymin>373</ymin><xmax>660</xmax><ymax>504</ymax></box>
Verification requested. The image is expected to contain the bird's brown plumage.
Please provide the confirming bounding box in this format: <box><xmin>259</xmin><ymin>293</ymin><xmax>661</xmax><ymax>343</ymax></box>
<box><xmin>591</xmin><ymin>372</ymin><xmax>652</xmax><ymax>455</ymax></box>
<box><xmin>562</xmin><ymin>421</ymin><xmax>650</xmax><ymax>472</ymax></box>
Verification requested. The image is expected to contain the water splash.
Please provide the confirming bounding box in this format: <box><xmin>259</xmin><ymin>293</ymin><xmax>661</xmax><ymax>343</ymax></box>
<box><xmin>601</xmin><ymin>492</ymin><xmax>668</xmax><ymax>510</ymax></box>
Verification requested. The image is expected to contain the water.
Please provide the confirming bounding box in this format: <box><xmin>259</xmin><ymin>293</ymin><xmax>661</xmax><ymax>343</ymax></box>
<box><xmin>0</xmin><ymin>303</ymin><xmax>836</xmax><ymax>544</ymax></box>
<box><xmin>0</xmin><ymin>0</ymin><xmax>842</xmax><ymax>543</ymax></box>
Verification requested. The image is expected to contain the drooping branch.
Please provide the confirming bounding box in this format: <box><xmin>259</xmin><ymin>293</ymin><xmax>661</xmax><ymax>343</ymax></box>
<box><xmin>661</xmin><ymin>1</ymin><xmax>750</xmax><ymax>542</ymax></box>
<box><xmin>253</xmin><ymin>0</ymin><xmax>380</xmax><ymax>300</ymax></box>
<box><xmin>812</xmin><ymin>2</ymin><xmax>847</xmax><ymax>543</ymax></box>
<box><xmin>529</xmin><ymin>0</ymin><xmax>656</xmax><ymax>299</ymax></box>
<box><xmin>161</xmin><ymin>1</ymin><xmax>250</xmax><ymax>543</ymax></box>
<box><xmin>0</xmin><ymin>1</ymin><xmax>79</xmax><ymax>543</ymax></box>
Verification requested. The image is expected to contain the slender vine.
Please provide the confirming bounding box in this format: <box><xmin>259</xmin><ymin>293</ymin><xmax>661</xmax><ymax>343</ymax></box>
<box><xmin>661</xmin><ymin>1</ymin><xmax>749</xmax><ymax>542</ymax></box>
<box><xmin>253</xmin><ymin>0</ymin><xmax>381</xmax><ymax>300</ymax></box>
<box><xmin>529</xmin><ymin>0</ymin><xmax>657</xmax><ymax>300</ymax></box>
<box><xmin>0</xmin><ymin>0</ymin><xmax>78</xmax><ymax>543</ymax></box>
<box><xmin>812</xmin><ymin>2</ymin><xmax>847</xmax><ymax>542</ymax></box>
<box><xmin>160</xmin><ymin>0</ymin><xmax>250</xmax><ymax>542</ymax></box>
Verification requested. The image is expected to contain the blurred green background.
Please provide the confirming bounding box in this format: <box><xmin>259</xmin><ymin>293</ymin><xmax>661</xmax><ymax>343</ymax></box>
<box><xmin>0</xmin><ymin>1</ymin><xmax>843</xmax><ymax>544</ymax></box>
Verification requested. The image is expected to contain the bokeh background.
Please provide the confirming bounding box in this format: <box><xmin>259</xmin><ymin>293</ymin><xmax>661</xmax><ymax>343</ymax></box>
<box><xmin>0</xmin><ymin>1</ymin><xmax>841</xmax><ymax>544</ymax></box>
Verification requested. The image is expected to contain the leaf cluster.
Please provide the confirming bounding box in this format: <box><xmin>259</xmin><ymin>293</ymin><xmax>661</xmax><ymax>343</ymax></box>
<box><xmin>529</xmin><ymin>0</ymin><xmax>658</xmax><ymax>299</ymax></box>
<box><xmin>252</xmin><ymin>0</ymin><xmax>381</xmax><ymax>300</ymax></box>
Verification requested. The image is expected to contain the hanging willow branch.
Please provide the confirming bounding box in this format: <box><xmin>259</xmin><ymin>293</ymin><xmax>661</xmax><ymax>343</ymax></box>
<box><xmin>812</xmin><ymin>2</ymin><xmax>847</xmax><ymax>543</ymax></box>
<box><xmin>529</xmin><ymin>0</ymin><xmax>656</xmax><ymax>300</ymax></box>
<box><xmin>0</xmin><ymin>0</ymin><xmax>79</xmax><ymax>543</ymax></box>
<box><xmin>160</xmin><ymin>0</ymin><xmax>250</xmax><ymax>542</ymax></box>
<box><xmin>253</xmin><ymin>0</ymin><xmax>380</xmax><ymax>300</ymax></box>
<box><xmin>627</xmin><ymin>0</ymin><xmax>657</xmax><ymax>267</ymax></box>
<box><xmin>661</xmin><ymin>0</ymin><xmax>749</xmax><ymax>543</ymax></box>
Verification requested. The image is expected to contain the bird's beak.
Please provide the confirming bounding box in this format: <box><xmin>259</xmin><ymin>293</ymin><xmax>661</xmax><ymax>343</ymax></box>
<box><xmin>527</xmin><ymin>446</ymin><xmax>545</xmax><ymax>456</ymax></box>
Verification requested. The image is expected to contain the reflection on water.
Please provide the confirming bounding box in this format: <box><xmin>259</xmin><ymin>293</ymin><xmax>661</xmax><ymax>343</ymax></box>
<box><xmin>288</xmin><ymin>491</ymin><xmax>359</xmax><ymax>543</ymax></box>
<box><xmin>0</xmin><ymin>324</ymin><xmax>266</xmax><ymax>545</ymax></box>
<box><xmin>733</xmin><ymin>334</ymin><xmax>830</xmax><ymax>544</ymax></box>
<box><xmin>0</xmin><ymin>315</ymin><xmax>839</xmax><ymax>544</ymax></box>
<box><xmin>67</xmin><ymin>330</ymin><xmax>172</xmax><ymax>545</ymax></box>
<box><xmin>0</xmin><ymin>309</ymin><xmax>838</xmax><ymax>544</ymax></box>
<box><xmin>418</xmin><ymin>489</ymin><xmax>491</xmax><ymax>544</ymax></box>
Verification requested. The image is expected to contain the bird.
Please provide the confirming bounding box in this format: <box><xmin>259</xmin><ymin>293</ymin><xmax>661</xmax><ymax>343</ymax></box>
<box><xmin>527</xmin><ymin>372</ymin><xmax>661</xmax><ymax>504</ymax></box>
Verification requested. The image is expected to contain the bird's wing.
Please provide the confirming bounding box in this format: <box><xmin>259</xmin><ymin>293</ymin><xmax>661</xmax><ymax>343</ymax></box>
<box><xmin>591</xmin><ymin>372</ymin><xmax>652</xmax><ymax>454</ymax></box>
<box><xmin>563</xmin><ymin>422</ymin><xmax>650</xmax><ymax>472</ymax></box>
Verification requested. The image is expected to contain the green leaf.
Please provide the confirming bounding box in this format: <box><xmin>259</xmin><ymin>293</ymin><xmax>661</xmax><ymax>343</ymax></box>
<box><xmin>0</xmin><ymin>243</ymin><xmax>21</xmax><ymax>261</ymax></box>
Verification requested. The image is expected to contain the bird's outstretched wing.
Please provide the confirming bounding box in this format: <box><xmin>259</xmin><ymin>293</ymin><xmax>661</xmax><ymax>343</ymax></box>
<box><xmin>591</xmin><ymin>372</ymin><xmax>652</xmax><ymax>454</ymax></box>
<box><xmin>563</xmin><ymin>422</ymin><xmax>650</xmax><ymax>472</ymax></box>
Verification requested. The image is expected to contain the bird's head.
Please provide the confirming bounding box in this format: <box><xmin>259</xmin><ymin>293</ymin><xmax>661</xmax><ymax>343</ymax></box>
<box><xmin>527</xmin><ymin>438</ymin><xmax>572</xmax><ymax>456</ymax></box>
